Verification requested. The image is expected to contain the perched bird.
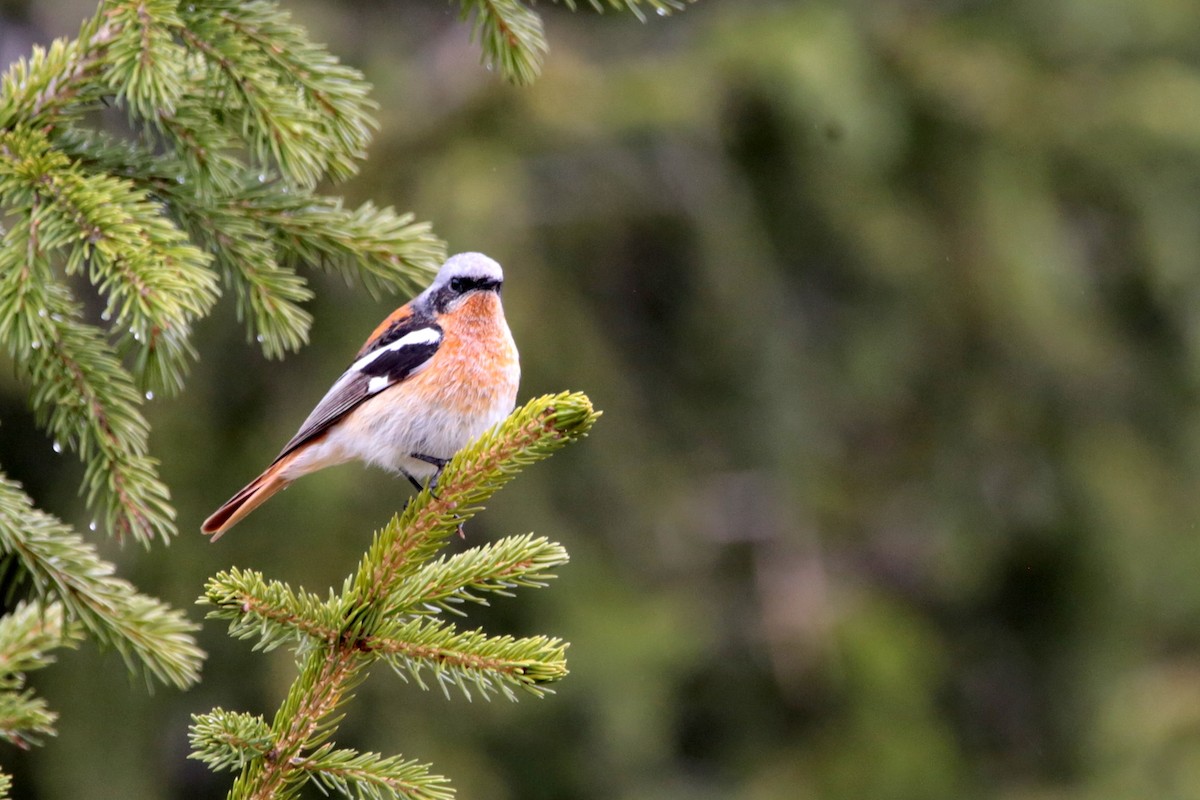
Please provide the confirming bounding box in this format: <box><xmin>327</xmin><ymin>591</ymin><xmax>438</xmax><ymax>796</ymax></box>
<box><xmin>201</xmin><ymin>252</ymin><xmax>520</xmax><ymax>540</ymax></box>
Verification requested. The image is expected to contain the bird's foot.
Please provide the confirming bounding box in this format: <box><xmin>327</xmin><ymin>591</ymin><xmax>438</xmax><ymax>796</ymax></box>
<box><xmin>411</xmin><ymin>452</ymin><xmax>449</xmax><ymax>498</ymax></box>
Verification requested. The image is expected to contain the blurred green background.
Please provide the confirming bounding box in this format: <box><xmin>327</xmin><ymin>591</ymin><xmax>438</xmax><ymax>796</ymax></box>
<box><xmin>5</xmin><ymin>0</ymin><xmax>1200</xmax><ymax>797</ymax></box>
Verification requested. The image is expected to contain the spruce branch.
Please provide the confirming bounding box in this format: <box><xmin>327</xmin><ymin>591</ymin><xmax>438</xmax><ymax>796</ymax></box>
<box><xmin>205</xmin><ymin>568</ymin><xmax>343</xmax><ymax>651</ymax></box>
<box><xmin>0</xmin><ymin>124</ymin><xmax>219</xmax><ymax>395</ymax></box>
<box><xmin>456</xmin><ymin>0</ymin><xmax>548</xmax><ymax>87</ymax></box>
<box><xmin>0</xmin><ymin>474</ymin><xmax>203</xmax><ymax>689</ymax></box>
<box><xmin>195</xmin><ymin>393</ymin><xmax>599</xmax><ymax>799</ymax></box>
<box><xmin>180</xmin><ymin>0</ymin><xmax>377</xmax><ymax>183</ymax></box>
<box><xmin>101</xmin><ymin>0</ymin><xmax>188</xmax><ymax>119</ymax></box>
<box><xmin>173</xmin><ymin>0</ymin><xmax>379</xmax><ymax>189</ymax></box>
<box><xmin>371</xmin><ymin>617</ymin><xmax>568</xmax><ymax>700</ymax></box>
<box><xmin>301</xmin><ymin>746</ymin><xmax>452</xmax><ymax>800</ymax></box>
<box><xmin>204</xmin><ymin>534</ymin><xmax>568</xmax><ymax>652</ymax></box>
<box><xmin>169</xmin><ymin>197</ymin><xmax>318</xmax><ymax>357</ymax></box>
<box><xmin>0</xmin><ymin>690</ymin><xmax>55</xmax><ymax>752</ymax></box>
<box><xmin>0</xmin><ymin>19</ymin><xmax>112</xmax><ymax>129</ymax></box>
<box><xmin>455</xmin><ymin>0</ymin><xmax>697</xmax><ymax>84</ymax></box>
<box><xmin>192</xmin><ymin>709</ymin><xmax>454</xmax><ymax>800</ymax></box>
<box><xmin>234</xmin><ymin>192</ymin><xmax>442</xmax><ymax>300</ymax></box>
<box><xmin>0</xmin><ymin>601</ymin><xmax>81</xmax><ymax>749</ymax></box>
<box><xmin>0</xmin><ymin>223</ymin><xmax>175</xmax><ymax>543</ymax></box>
<box><xmin>189</xmin><ymin>709</ymin><xmax>274</xmax><ymax>773</ymax></box>
<box><xmin>235</xmin><ymin>646</ymin><xmax>366</xmax><ymax>800</ymax></box>
<box><xmin>385</xmin><ymin>533</ymin><xmax>569</xmax><ymax>617</ymax></box>
<box><xmin>0</xmin><ymin>602</ymin><xmax>82</xmax><ymax>689</ymax></box>
<box><xmin>552</xmin><ymin>0</ymin><xmax>694</xmax><ymax>23</ymax></box>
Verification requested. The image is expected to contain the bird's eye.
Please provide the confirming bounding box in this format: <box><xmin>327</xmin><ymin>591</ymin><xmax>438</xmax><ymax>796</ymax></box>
<box><xmin>450</xmin><ymin>277</ymin><xmax>479</xmax><ymax>293</ymax></box>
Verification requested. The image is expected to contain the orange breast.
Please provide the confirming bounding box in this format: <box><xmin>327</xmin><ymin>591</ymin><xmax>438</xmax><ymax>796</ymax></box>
<box><xmin>406</xmin><ymin>292</ymin><xmax>518</xmax><ymax>415</ymax></box>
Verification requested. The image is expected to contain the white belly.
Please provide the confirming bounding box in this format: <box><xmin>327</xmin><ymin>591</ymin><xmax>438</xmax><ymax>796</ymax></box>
<box><xmin>328</xmin><ymin>379</ymin><xmax>517</xmax><ymax>478</ymax></box>
<box><xmin>279</xmin><ymin>321</ymin><xmax>519</xmax><ymax>483</ymax></box>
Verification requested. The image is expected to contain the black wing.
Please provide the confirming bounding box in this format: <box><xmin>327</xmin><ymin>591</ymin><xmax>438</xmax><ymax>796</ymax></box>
<box><xmin>272</xmin><ymin>318</ymin><xmax>443</xmax><ymax>462</ymax></box>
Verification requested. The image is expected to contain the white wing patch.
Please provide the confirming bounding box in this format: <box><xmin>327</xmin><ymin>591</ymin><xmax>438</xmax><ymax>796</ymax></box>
<box><xmin>366</xmin><ymin>375</ymin><xmax>390</xmax><ymax>394</ymax></box>
<box><xmin>349</xmin><ymin>326</ymin><xmax>443</xmax><ymax>374</ymax></box>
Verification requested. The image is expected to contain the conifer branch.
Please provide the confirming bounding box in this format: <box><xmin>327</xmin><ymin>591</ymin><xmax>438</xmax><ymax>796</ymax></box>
<box><xmin>101</xmin><ymin>0</ymin><xmax>188</xmax><ymax>119</ymax></box>
<box><xmin>0</xmin><ymin>602</ymin><xmax>81</xmax><ymax>690</ymax></box>
<box><xmin>0</xmin><ymin>602</ymin><xmax>80</xmax><ymax>749</ymax></box>
<box><xmin>194</xmin><ymin>393</ymin><xmax>599</xmax><ymax>799</ymax></box>
<box><xmin>456</xmin><ymin>0</ymin><xmax>548</xmax><ymax>87</ymax></box>
<box><xmin>0</xmin><ymin>223</ymin><xmax>175</xmax><ymax>543</ymax></box>
<box><xmin>301</xmin><ymin>746</ymin><xmax>452</xmax><ymax>800</ymax></box>
<box><xmin>171</xmin><ymin>0</ymin><xmax>379</xmax><ymax>189</ymax></box>
<box><xmin>552</xmin><ymin>0</ymin><xmax>694</xmax><ymax>23</ymax></box>
<box><xmin>189</xmin><ymin>709</ymin><xmax>274</xmax><ymax>772</ymax></box>
<box><xmin>205</xmin><ymin>568</ymin><xmax>342</xmax><ymax>650</ymax></box>
<box><xmin>169</xmin><ymin>198</ymin><xmax>317</xmax><ymax>358</ymax></box>
<box><xmin>192</xmin><ymin>710</ymin><xmax>453</xmax><ymax>799</ymax></box>
<box><xmin>0</xmin><ymin>124</ymin><xmax>218</xmax><ymax>395</ymax></box>
<box><xmin>0</xmin><ymin>19</ymin><xmax>112</xmax><ymax>129</ymax></box>
<box><xmin>183</xmin><ymin>0</ymin><xmax>377</xmax><ymax>183</ymax></box>
<box><xmin>0</xmin><ymin>690</ymin><xmax>55</xmax><ymax>752</ymax></box>
<box><xmin>235</xmin><ymin>193</ymin><xmax>441</xmax><ymax>300</ymax></box>
<box><xmin>384</xmin><ymin>533</ymin><xmax>569</xmax><ymax>617</ymax></box>
<box><xmin>0</xmin><ymin>474</ymin><xmax>203</xmax><ymax>689</ymax></box>
<box><xmin>233</xmin><ymin>647</ymin><xmax>365</xmax><ymax>800</ymax></box>
<box><xmin>370</xmin><ymin>618</ymin><xmax>567</xmax><ymax>700</ymax></box>
<box><xmin>455</xmin><ymin>0</ymin><xmax>696</xmax><ymax>84</ymax></box>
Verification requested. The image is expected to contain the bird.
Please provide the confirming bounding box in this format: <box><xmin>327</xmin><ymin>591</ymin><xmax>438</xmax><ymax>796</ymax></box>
<box><xmin>201</xmin><ymin>252</ymin><xmax>520</xmax><ymax>540</ymax></box>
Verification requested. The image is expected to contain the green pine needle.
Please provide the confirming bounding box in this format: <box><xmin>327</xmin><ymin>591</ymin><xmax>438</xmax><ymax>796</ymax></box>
<box><xmin>0</xmin><ymin>602</ymin><xmax>82</xmax><ymax>686</ymax></box>
<box><xmin>0</xmin><ymin>690</ymin><xmax>56</xmax><ymax>751</ymax></box>
<box><xmin>102</xmin><ymin>0</ymin><xmax>188</xmax><ymax>119</ymax></box>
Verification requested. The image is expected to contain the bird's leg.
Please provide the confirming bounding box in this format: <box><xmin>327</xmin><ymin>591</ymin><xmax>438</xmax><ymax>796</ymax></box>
<box><xmin>410</xmin><ymin>452</ymin><xmax>464</xmax><ymax>537</ymax></box>
<box><xmin>400</xmin><ymin>468</ymin><xmax>424</xmax><ymax>494</ymax></box>
<box><xmin>410</xmin><ymin>452</ymin><xmax>448</xmax><ymax>494</ymax></box>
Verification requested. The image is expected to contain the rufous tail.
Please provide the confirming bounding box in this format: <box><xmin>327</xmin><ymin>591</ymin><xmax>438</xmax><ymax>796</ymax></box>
<box><xmin>201</xmin><ymin>459</ymin><xmax>293</xmax><ymax>540</ymax></box>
